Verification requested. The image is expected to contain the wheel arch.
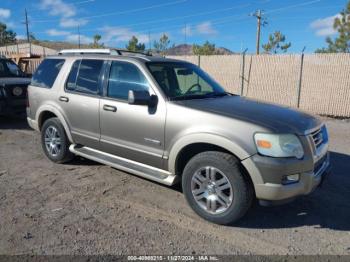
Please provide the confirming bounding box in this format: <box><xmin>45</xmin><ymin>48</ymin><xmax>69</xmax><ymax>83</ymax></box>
<box><xmin>168</xmin><ymin>134</ymin><xmax>250</xmax><ymax>173</ymax></box>
<box><xmin>167</xmin><ymin>133</ymin><xmax>263</xmax><ymax>189</ymax></box>
<box><xmin>36</xmin><ymin>105</ymin><xmax>74</xmax><ymax>143</ymax></box>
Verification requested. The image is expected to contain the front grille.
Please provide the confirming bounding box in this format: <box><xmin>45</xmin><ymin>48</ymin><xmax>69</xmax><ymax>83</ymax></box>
<box><xmin>311</xmin><ymin>128</ymin><xmax>323</xmax><ymax>149</ymax></box>
<box><xmin>314</xmin><ymin>155</ymin><xmax>327</xmax><ymax>175</ymax></box>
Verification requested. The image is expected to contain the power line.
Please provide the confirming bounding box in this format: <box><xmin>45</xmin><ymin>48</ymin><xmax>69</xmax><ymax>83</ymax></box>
<box><xmin>265</xmin><ymin>0</ymin><xmax>322</xmax><ymax>14</ymax></box>
<box><xmin>15</xmin><ymin>0</ymin><xmax>95</xmax><ymax>16</ymax></box>
<box><xmin>31</xmin><ymin>0</ymin><xmax>189</xmax><ymax>23</ymax></box>
<box><xmin>34</xmin><ymin>8</ymin><xmax>248</xmax><ymax>35</ymax></box>
<box><xmin>249</xmin><ymin>0</ymin><xmax>321</xmax><ymax>54</ymax></box>
<box><xmin>75</xmin><ymin>5</ymin><xmax>249</xmax><ymax>33</ymax></box>
<box><xmin>69</xmin><ymin>0</ymin><xmax>95</xmax><ymax>5</ymax></box>
<box><xmin>32</xmin><ymin>0</ymin><xmax>324</xmax><ymax>48</ymax></box>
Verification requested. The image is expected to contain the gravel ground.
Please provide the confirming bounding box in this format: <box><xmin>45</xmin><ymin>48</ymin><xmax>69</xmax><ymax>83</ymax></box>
<box><xmin>0</xmin><ymin>116</ymin><xmax>349</xmax><ymax>255</ymax></box>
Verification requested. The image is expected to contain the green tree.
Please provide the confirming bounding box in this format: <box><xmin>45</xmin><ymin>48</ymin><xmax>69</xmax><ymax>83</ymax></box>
<box><xmin>0</xmin><ymin>22</ymin><xmax>16</xmax><ymax>45</ymax></box>
<box><xmin>29</xmin><ymin>33</ymin><xmax>40</xmax><ymax>44</ymax></box>
<box><xmin>126</xmin><ymin>36</ymin><xmax>145</xmax><ymax>52</ymax></box>
<box><xmin>316</xmin><ymin>1</ymin><xmax>350</xmax><ymax>53</ymax></box>
<box><xmin>91</xmin><ymin>34</ymin><xmax>104</xmax><ymax>48</ymax></box>
<box><xmin>153</xmin><ymin>33</ymin><xmax>170</xmax><ymax>55</ymax></box>
<box><xmin>262</xmin><ymin>31</ymin><xmax>291</xmax><ymax>54</ymax></box>
<box><xmin>192</xmin><ymin>41</ymin><xmax>216</xmax><ymax>55</ymax></box>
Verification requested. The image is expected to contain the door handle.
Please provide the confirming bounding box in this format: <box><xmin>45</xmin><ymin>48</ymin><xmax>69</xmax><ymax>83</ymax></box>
<box><xmin>59</xmin><ymin>96</ymin><xmax>69</xmax><ymax>102</ymax></box>
<box><xmin>103</xmin><ymin>104</ymin><xmax>117</xmax><ymax>112</ymax></box>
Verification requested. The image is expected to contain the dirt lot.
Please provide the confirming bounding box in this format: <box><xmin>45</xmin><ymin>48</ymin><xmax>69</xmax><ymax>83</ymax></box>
<box><xmin>0</xmin><ymin>116</ymin><xmax>349</xmax><ymax>255</ymax></box>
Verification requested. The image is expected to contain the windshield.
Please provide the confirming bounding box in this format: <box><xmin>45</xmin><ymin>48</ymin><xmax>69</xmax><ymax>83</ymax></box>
<box><xmin>147</xmin><ymin>62</ymin><xmax>227</xmax><ymax>100</ymax></box>
<box><xmin>0</xmin><ymin>59</ymin><xmax>25</xmax><ymax>78</ymax></box>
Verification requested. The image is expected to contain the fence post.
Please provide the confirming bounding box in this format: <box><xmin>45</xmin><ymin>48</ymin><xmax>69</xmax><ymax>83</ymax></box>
<box><xmin>297</xmin><ymin>48</ymin><xmax>306</xmax><ymax>108</ymax></box>
<box><xmin>240</xmin><ymin>48</ymin><xmax>248</xmax><ymax>96</ymax></box>
<box><xmin>198</xmin><ymin>55</ymin><xmax>201</xmax><ymax>68</ymax></box>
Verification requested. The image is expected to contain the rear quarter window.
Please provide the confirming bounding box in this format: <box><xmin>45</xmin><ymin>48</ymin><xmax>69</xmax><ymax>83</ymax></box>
<box><xmin>31</xmin><ymin>59</ymin><xmax>65</xmax><ymax>88</ymax></box>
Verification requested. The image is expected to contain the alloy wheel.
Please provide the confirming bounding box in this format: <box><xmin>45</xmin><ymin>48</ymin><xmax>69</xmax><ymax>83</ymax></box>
<box><xmin>191</xmin><ymin>166</ymin><xmax>233</xmax><ymax>214</ymax></box>
<box><xmin>44</xmin><ymin>126</ymin><xmax>61</xmax><ymax>157</ymax></box>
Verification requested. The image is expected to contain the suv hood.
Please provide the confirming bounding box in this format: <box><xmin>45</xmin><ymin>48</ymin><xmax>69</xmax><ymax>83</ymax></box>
<box><xmin>174</xmin><ymin>95</ymin><xmax>321</xmax><ymax>135</ymax></box>
<box><xmin>0</xmin><ymin>77</ymin><xmax>31</xmax><ymax>85</ymax></box>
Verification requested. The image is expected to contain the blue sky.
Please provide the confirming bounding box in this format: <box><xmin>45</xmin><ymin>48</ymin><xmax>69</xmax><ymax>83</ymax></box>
<box><xmin>0</xmin><ymin>0</ymin><xmax>348</xmax><ymax>53</ymax></box>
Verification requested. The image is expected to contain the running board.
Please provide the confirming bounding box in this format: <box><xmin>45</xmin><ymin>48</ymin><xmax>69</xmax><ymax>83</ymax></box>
<box><xmin>69</xmin><ymin>144</ymin><xmax>177</xmax><ymax>186</ymax></box>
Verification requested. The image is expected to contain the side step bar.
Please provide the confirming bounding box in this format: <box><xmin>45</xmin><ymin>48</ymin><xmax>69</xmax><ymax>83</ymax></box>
<box><xmin>69</xmin><ymin>144</ymin><xmax>177</xmax><ymax>186</ymax></box>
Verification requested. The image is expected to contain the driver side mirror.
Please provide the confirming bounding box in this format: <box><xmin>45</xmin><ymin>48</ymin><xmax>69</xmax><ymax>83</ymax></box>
<box><xmin>128</xmin><ymin>90</ymin><xmax>158</xmax><ymax>107</ymax></box>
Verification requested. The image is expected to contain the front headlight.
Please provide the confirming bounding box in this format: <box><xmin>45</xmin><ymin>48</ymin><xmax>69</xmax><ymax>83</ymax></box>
<box><xmin>254</xmin><ymin>133</ymin><xmax>304</xmax><ymax>159</ymax></box>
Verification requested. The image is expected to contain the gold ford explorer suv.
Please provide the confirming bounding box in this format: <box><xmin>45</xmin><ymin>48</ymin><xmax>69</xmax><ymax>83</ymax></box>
<box><xmin>27</xmin><ymin>49</ymin><xmax>331</xmax><ymax>225</ymax></box>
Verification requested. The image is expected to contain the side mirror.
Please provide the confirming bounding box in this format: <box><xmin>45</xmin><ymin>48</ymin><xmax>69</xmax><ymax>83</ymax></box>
<box><xmin>128</xmin><ymin>90</ymin><xmax>158</xmax><ymax>107</ymax></box>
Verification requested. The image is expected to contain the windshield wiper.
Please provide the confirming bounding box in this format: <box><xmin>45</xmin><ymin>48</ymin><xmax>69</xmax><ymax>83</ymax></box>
<box><xmin>204</xmin><ymin>92</ymin><xmax>228</xmax><ymax>98</ymax></box>
<box><xmin>171</xmin><ymin>94</ymin><xmax>207</xmax><ymax>101</ymax></box>
<box><xmin>171</xmin><ymin>92</ymin><xmax>228</xmax><ymax>101</ymax></box>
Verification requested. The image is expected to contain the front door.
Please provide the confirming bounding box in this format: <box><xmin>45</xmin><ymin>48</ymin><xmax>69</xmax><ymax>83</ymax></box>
<box><xmin>99</xmin><ymin>60</ymin><xmax>166</xmax><ymax>169</ymax></box>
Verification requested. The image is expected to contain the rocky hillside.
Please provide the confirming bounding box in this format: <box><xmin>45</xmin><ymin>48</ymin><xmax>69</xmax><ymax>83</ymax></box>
<box><xmin>16</xmin><ymin>40</ymin><xmax>234</xmax><ymax>55</ymax></box>
<box><xmin>166</xmin><ymin>44</ymin><xmax>234</xmax><ymax>55</ymax></box>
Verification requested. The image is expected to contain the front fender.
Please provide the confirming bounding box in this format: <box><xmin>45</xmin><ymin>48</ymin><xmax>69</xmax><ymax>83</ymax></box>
<box><xmin>167</xmin><ymin>133</ymin><xmax>252</xmax><ymax>175</ymax></box>
<box><xmin>36</xmin><ymin>104</ymin><xmax>74</xmax><ymax>143</ymax></box>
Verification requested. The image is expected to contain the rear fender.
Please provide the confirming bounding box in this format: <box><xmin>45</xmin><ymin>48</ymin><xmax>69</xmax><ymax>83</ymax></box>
<box><xmin>36</xmin><ymin>104</ymin><xmax>74</xmax><ymax>143</ymax></box>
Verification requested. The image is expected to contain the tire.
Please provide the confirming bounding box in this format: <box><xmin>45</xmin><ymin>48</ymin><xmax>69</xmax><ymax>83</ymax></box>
<box><xmin>41</xmin><ymin>117</ymin><xmax>74</xmax><ymax>163</ymax></box>
<box><xmin>182</xmin><ymin>151</ymin><xmax>254</xmax><ymax>225</ymax></box>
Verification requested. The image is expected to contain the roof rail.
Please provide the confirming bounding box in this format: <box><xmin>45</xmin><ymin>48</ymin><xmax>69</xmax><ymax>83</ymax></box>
<box><xmin>58</xmin><ymin>49</ymin><xmax>120</xmax><ymax>55</ymax></box>
<box><xmin>116</xmin><ymin>49</ymin><xmax>153</xmax><ymax>57</ymax></box>
<box><xmin>58</xmin><ymin>48</ymin><xmax>153</xmax><ymax>57</ymax></box>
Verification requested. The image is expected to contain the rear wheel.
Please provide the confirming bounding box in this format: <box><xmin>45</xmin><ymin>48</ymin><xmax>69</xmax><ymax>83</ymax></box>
<box><xmin>182</xmin><ymin>151</ymin><xmax>254</xmax><ymax>225</ymax></box>
<box><xmin>41</xmin><ymin>117</ymin><xmax>74</xmax><ymax>163</ymax></box>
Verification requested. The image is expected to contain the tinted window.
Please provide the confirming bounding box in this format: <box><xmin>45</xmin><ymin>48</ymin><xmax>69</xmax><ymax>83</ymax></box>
<box><xmin>107</xmin><ymin>61</ymin><xmax>149</xmax><ymax>100</ymax></box>
<box><xmin>31</xmin><ymin>59</ymin><xmax>65</xmax><ymax>88</ymax></box>
<box><xmin>66</xmin><ymin>60</ymin><xmax>80</xmax><ymax>91</ymax></box>
<box><xmin>0</xmin><ymin>59</ymin><xmax>25</xmax><ymax>77</ymax></box>
<box><xmin>66</xmin><ymin>59</ymin><xmax>104</xmax><ymax>95</ymax></box>
<box><xmin>147</xmin><ymin>62</ymin><xmax>226</xmax><ymax>100</ymax></box>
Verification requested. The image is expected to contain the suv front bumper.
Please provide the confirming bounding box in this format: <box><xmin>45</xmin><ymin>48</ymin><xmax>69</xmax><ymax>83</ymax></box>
<box><xmin>242</xmin><ymin>151</ymin><xmax>331</xmax><ymax>201</ymax></box>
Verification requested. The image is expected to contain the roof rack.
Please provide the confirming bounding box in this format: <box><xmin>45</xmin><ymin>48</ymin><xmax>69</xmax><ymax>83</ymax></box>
<box><xmin>58</xmin><ymin>48</ymin><xmax>152</xmax><ymax>57</ymax></box>
<box><xmin>58</xmin><ymin>49</ymin><xmax>119</xmax><ymax>55</ymax></box>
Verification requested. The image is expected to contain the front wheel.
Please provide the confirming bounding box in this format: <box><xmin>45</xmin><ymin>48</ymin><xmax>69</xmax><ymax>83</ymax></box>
<box><xmin>41</xmin><ymin>117</ymin><xmax>74</xmax><ymax>163</ymax></box>
<box><xmin>182</xmin><ymin>151</ymin><xmax>254</xmax><ymax>225</ymax></box>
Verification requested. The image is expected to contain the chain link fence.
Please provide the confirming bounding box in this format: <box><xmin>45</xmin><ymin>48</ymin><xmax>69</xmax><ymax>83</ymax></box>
<box><xmin>167</xmin><ymin>54</ymin><xmax>350</xmax><ymax>118</ymax></box>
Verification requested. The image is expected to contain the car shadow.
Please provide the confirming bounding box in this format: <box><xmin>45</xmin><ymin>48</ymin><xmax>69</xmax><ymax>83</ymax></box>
<box><xmin>69</xmin><ymin>156</ymin><xmax>102</xmax><ymax>166</ymax></box>
<box><xmin>0</xmin><ymin>114</ymin><xmax>30</xmax><ymax>130</ymax></box>
<box><xmin>236</xmin><ymin>151</ymin><xmax>350</xmax><ymax>231</ymax></box>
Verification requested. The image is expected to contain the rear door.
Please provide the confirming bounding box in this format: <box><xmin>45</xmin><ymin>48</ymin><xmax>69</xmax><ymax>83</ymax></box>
<box><xmin>99</xmin><ymin>60</ymin><xmax>166</xmax><ymax>169</ymax></box>
<box><xmin>59</xmin><ymin>59</ymin><xmax>105</xmax><ymax>149</ymax></box>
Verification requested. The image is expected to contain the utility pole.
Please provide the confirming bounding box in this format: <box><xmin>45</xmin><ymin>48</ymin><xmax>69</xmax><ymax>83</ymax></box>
<box><xmin>184</xmin><ymin>23</ymin><xmax>187</xmax><ymax>46</ymax></box>
<box><xmin>252</xmin><ymin>10</ymin><xmax>266</xmax><ymax>55</ymax></box>
<box><xmin>24</xmin><ymin>8</ymin><xmax>32</xmax><ymax>55</ymax></box>
<box><xmin>148</xmin><ymin>31</ymin><xmax>151</xmax><ymax>52</ymax></box>
<box><xmin>78</xmin><ymin>25</ymin><xmax>81</xmax><ymax>49</ymax></box>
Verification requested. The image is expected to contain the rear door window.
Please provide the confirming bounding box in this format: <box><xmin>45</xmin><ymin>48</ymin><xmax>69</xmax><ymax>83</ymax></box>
<box><xmin>31</xmin><ymin>59</ymin><xmax>65</xmax><ymax>88</ymax></box>
<box><xmin>66</xmin><ymin>59</ymin><xmax>104</xmax><ymax>95</ymax></box>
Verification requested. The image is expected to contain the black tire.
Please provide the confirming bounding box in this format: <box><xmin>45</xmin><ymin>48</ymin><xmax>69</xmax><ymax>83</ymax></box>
<box><xmin>182</xmin><ymin>151</ymin><xmax>254</xmax><ymax>225</ymax></box>
<box><xmin>41</xmin><ymin>117</ymin><xmax>74</xmax><ymax>163</ymax></box>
